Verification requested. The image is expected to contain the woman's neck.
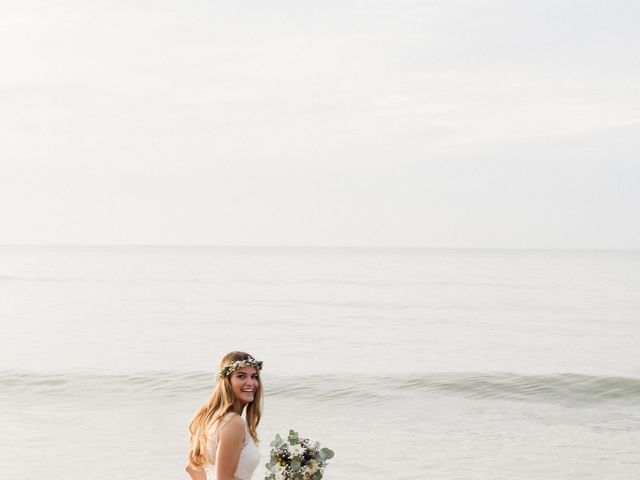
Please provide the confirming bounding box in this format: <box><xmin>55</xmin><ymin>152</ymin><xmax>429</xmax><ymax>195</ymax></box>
<box><xmin>231</xmin><ymin>402</ymin><xmax>245</xmax><ymax>416</ymax></box>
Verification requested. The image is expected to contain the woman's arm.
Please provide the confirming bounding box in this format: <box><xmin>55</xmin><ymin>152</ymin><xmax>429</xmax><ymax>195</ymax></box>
<box><xmin>185</xmin><ymin>463</ymin><xmax>206</xmax><ymax>480</ymax></box>
<box><xmin>214</xmin><ymin>415</ymin><xmax>245</xmax><ymax>480</ymax></box>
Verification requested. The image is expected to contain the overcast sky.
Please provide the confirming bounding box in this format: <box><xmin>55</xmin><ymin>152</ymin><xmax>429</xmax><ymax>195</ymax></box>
<box><xmin>1</xmin><ymin>0</ymin><xmax>639</xmax><ymax>248</ymax></box>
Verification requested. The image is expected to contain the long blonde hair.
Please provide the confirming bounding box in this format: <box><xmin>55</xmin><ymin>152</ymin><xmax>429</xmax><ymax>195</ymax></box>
<box><xmin>187</xmin><ymin>351</ymin><xmax>263</xmax><ymax>468</ymax></box>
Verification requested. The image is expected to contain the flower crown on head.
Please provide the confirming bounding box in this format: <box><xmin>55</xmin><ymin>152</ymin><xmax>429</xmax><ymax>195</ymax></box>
<box><xmin>216</xmin><ymin>356</ymin><xmax>263</xmax><ymax>381</ymax></box>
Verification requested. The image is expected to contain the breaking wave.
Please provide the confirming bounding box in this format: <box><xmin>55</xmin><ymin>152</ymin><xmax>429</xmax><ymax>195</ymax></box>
<box><xmin>2</xmin><ymin>370</ymin><xmax>639</xmax><ymax>406</ymax></box>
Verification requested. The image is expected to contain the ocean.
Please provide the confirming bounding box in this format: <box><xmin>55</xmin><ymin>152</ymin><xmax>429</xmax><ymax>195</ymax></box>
<box><xmin>1</xmin><ymin>246</ymin><xmax>639</xmax><ymax>479</ymax></box>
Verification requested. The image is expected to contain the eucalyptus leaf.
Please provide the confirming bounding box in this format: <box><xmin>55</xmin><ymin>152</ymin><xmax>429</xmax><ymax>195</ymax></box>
<box><xmin>320</xmin><ymin>447</ymin><xmax>334</xmax><ymax>460</ymax></box>
<box><xmin>270</xmin><ymin>434</ymin><xmax>283</xmax><ymax>448</ymax></box>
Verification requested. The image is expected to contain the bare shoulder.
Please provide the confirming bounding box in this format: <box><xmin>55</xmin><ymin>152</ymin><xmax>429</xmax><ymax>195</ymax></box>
<box><xmin>218</xmin><ymin>414</ymin><xmax>244</xmax><ymax>440</ymax></box>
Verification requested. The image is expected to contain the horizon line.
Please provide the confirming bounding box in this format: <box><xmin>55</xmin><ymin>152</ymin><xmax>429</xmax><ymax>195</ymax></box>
<box><xmin>0</xmin><ymin>244</ymin><xmax>638</xmax><ymax>252</ymax></box>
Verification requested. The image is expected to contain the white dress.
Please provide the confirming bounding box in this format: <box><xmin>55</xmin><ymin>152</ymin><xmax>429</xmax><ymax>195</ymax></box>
<box><xmin>203</xmin><ymin>413</ymin><xmax>260</xmax><ymax>480</ymax></box>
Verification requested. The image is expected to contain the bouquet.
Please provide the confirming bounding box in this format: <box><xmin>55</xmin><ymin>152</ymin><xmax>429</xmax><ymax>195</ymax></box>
<box><xmin>265</xmin><ymin>429</ymin><xmax>335</xmax><ymax>480</ymax></box>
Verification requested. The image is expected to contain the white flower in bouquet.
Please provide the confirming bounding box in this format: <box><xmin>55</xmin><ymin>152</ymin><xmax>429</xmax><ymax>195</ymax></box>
<box><xmin>275</xmin><ymin>464</ymin><xmax>287</xmax><ymax>480</ymax></box>
<box><xmin>289</xmin><ymin>444</ymin><xmax>306</xmax><ymax>457</ymax></box>
<box><xmin>265</xmin><ymin>429</ymin><xmax>335</xmax><ymax>480</ymax></box>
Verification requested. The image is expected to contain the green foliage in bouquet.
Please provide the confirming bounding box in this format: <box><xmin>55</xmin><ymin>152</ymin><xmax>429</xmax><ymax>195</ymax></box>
<box><xmin>265</xmin><ymin>429</ymin><xmax>334</xmax><ymax>480</ymax></box>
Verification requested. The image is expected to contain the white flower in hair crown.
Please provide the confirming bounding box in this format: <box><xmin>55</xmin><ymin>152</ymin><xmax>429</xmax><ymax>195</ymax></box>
<box><xmin>217</xmin><ymin>356</ymin><xmax>263</xmax><ymax>381</ymax></box>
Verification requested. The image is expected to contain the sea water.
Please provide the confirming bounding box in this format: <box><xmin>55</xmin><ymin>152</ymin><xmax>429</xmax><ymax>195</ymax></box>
<box><xmin>1</xmin><ymin>246</ymin><xmax>639</xmax><ymax>479</ymax></box>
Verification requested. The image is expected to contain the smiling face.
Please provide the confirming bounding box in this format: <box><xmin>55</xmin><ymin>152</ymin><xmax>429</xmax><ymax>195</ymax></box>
<box><xmin>229</xmin><ymin>366</ymin><xmax>260</xmax><ymax>407</ymax></box>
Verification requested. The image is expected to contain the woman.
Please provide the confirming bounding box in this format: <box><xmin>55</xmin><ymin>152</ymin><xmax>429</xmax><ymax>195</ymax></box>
<box><xmin>186</xmin><ymin>351</ymin><xmax>263</xmax><ymax>480</ymax></box>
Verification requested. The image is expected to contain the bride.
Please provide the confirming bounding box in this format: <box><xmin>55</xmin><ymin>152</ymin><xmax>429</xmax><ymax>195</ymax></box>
<box><xmin>186</xmin><ymin>352</ymin><xmax>263</xmax><ymax>480</ymax></box>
